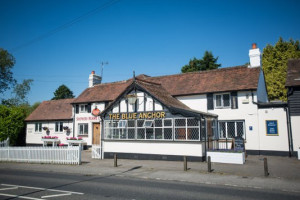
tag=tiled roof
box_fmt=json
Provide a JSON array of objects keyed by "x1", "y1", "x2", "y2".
[
  {"x1": 145, "y1": 66, "x2": 261, "y2": 96},
  {"x1": 25, "y1": 98, "x2": 74, "y2": 121},
  {"x1": 73, "y1": 80, "x2": 131, "y2": 103},
  {"x1": 75, "y1": 65, "x2": 261, "y2": 103},
  {"x1": 286, "y1": 59, "x2": 300, "y2": 87}
]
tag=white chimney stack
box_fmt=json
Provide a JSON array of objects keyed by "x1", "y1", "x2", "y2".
[
  {"x1": 249, "y1": 43, "x2": 261, "y2": 68},
  {"x1": 89, "y1": 71, "x2": 102, "y2": 87}
]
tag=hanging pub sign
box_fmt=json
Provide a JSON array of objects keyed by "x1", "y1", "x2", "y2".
[
  {"x1": 109, "y1": 111, "x2": 166, "y2": 120},
  {"x1": 266, "y1": 120, "x2": 278, "y2": 136},
  {"x1": 92, "y1": 107, "x2": 101, "y2": 116}
]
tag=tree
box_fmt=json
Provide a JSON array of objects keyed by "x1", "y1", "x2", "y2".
[
  {"x1": 52, "y1": 84, "x2": 75, "y2": 100},
  {"x1": 0, "y1": 48, "x2": 16, "y2": 94},
  {"x1": 262, "y1": 37, "x2": 300, "y2": 101},
  {"x1": 181, "y1": 51, "x2": 221, "y2": 73},
  {"x1": 1, "y1": 79, "x2": 33, "y2": 106}
]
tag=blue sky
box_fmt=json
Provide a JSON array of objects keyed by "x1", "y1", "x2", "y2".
[{"x1": 1, "y1": 0, "x2": 300, "y2": 104}]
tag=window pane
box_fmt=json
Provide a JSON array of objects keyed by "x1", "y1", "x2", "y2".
[
  {"x1": 216, "y1": 95, "x2": 222, "y2": 107},
  {"x1": 175, "y1": 128, "x2": 186, "y2": 140},
  {"x1": 223, "y1": 94, "x2": 230, "y2": 107},
  {"x1": 137, "y1": 129, "x2": 145, "y2": 139},
  {"x1": 60, "y1": 122, "x2": 63, "y2": 132},
  {"x1": 35, "y1": 123, "x2": 38, "y2": 131},
  {"x1": 219, "y1": 122, "x2": 226, "y2": 138},
  {"x1": 227, "y1": 122, "x2": 235, "y2": 138},
  {"x1": 164, "y1": 128, "x2": 173, "y2": 139},
  {"x1": 237, "y1": 122, "x2": 244, "y2": 137},
  {"x1": 39, "y1": 123, "x2": 42, "y2": 132},
  {"x1": 155, "y1": 128, "x2": 162, "y2": 139},
  {"x1": 79, "y1": 125, "x2": 83, "y2": 135},
  {"x1": 84, "y1": 124, "x2": 88, "y2": 134},
  {"x1": 146, "y1": 128, "x2": 154, "y2": 139},
  {"x1": 55, "y1": 122, "x2": 58, "y2": 132}
]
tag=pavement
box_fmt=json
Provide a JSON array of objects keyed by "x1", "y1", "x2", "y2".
[{"x1": 0, "y1": 150, "x2": 300, "y2": 194}]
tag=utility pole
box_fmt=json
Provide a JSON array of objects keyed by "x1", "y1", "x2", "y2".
[{"x1": 101, "y1": 61, "x2": 109, "y2": 80}]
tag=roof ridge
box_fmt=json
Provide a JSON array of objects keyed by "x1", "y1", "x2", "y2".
[
  {"x1": 147, "y1": 65, "x2": 248, "y2": 79},
  {"x1": 42, "y1": 98, "x2": 75, "y2": 103},
  {"x1": 92, "y1": 79, "x2": 129, "y2": 87}
]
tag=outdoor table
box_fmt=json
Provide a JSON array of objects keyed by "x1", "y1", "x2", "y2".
[
  {"x1": 41, "y1": 138, "x2": 60, "y2": 147},
  {"x1": 66, "y1": 140, "x2": 86, "y2": 150}
]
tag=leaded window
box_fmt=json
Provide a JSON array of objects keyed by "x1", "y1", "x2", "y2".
[{"x1": 219, "y1": 121, "x2": 245, "y2": 139}]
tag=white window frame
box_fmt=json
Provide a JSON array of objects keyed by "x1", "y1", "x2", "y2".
[
  {"x1": 219, "y1": 120, "x2": 245, "y2": 139},
  {"x1": 143, "y1": 120, "x2": 154, "y2": 128},
  {"x1": 78, "y1": 123, "x2": 88, "y2": 136},
  {"x1": 118, "y1": 120, "x2": 127, "y2": 128},
  {"x1": 215, "y1": 93, "x2": 231, "y2": 108},
  {"x1": 55, "y1": 122, "x2": 63, "y2": 133},
  {"x1": 80, "y1": 104, "x2": 88, "y2": 113},
  {"x1": 35, "y1": 122, "x2": 42, "y2": 133}
]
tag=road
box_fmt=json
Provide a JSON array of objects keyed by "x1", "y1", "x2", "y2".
[{"x1": 0, "y1": 168, "x2": 299, "y2": 200}]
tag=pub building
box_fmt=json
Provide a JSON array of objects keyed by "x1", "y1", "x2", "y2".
[
  {"x1": 25, "y1": 44, "x2": 299, "y2": 160},
  {"x1": 99, "y1": 77, "x2": 217, "y2": 160}
]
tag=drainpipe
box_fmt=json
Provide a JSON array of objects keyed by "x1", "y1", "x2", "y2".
[
  {"x1": 285, "y1": 106, "x2": 293, "y2": 157},
  {"x1": 73, "y1": 105, "x2": 75, "y2": 138}
]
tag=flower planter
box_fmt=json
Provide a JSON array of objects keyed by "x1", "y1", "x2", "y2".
[{"x1": 207, "y1": 151, "x2": 245, "y2": 164}]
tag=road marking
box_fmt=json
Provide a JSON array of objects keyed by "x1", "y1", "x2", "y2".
[
  {"x1": 0, "y1": 186, "x2": 18, "y2": 191},
  {"x1": 41, "y1": 193, "x2": 71, "y2": 199},
  {"x1": 1, "y1": 184, "x2": 84, "y2": 195},
  {"x1": 0, "y1": 192, "x2": 43, "y2": 200}
]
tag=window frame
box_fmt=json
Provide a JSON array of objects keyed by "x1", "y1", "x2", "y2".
[
  {"x1": 55, "y1": 122, "x2": 64, "y2": 133},
  {"x1": 79, "y1": 104, "x2": 88, "y2": 113},
  {"x1": 215, "y1": 93, "x2": 231, "y2": 108},
  {"x1": 218, "y1": 120, "x2": 245, "y2": 139},
  {"x1": 78, "y1": 123, "x2": 88, "y2": 136},
  {"x1": 35, "y1": 122, "x2": 42, "y2": 133}
]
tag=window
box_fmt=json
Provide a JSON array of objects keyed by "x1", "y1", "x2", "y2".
[
  {"x1": 78, "y1": 123, "x2": 88, "y2": 135},
  {"x1": 118, "y1": 120, "x2": 127, "y2": 128},
  {"x1": 80, "y1": 105, "x2": 88, "y2": 113},
  {"x1": 55, "y1": 122, "x2": 63, "y2": 132},
  {"x1": 219, "y1": 121, "x2": 245, "y2": 139},
  {"x1": 215, "y1": 93, "x2": 230, "y2": 108},
  {"x1": 35, "y1": 123, "x2": 42, "y2": 133},
  {"x1": 143, "y1": 120, "x2": 154, "y2": 128}
]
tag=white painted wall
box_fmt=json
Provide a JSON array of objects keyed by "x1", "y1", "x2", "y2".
[
  {"x1": 26, "y1": 121, "x2": 73, "y2": 145},
  {"x1": 258, "y1": 108, "x2": 289, "y2": 152},
  {"x1": 73, "y1": 102, "x2": 104, "y2": 145},
  {"x1": 291, "y1": 116, "x2": 300, "y2": 151},
  {"x1": 103, "y1": 141, "x2": 204, "y2": 157},
  {"x1": 177, "y1": 91, "x2": 260, "y2": 150}
]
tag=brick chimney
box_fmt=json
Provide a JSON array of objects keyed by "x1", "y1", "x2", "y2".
[
  {"x1": 89, "y1": 71, "x2": 102, "y2": 87},
  {"x1": 248, "y1": 43, "x2": 261, "y2": 68}
]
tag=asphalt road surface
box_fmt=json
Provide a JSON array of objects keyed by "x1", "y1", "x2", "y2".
[{"x1": 0, "y1": 168, "x2": 299, "y2": 200}]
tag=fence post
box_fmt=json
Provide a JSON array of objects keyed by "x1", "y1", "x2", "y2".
[
  {"x1": 184, "y1": 156, "x2": 187, "y2": 171},
  {"x1": 78, "y1": 146, "x2": 81, "y2": 165},
  {"x1": 264, "y1": 158, "x2": 269, "y2": 177},
  {"x1": 208, "y1": 156, "x2": 212, "y2": 172},
  {"x1": 114, "y1": 154, "x2": 118, "y2": 167}
]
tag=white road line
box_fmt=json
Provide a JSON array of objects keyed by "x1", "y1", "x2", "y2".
[
  {"x1": 1, "y1": 184, "x2": 84, "y2": 195},
  {"x1": 41, "y1": 193, "x2": 71, "y2": 199},
  {"x1": 0, "y1": 192, "x2": 43, "y2": 200},
  {"x1": 0, "y1": 186, "x2": 18, "y2": 191}
]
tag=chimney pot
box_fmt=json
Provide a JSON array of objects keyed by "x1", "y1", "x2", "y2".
[
  {"x1": 252, "y1": 43, "x2": 257, "y2": 49},
  {"x1": 91, "y1": 71, "x2": 95, "y2": 75}
]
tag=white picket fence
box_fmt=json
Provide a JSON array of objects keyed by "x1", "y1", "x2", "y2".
[
  {"x1": 92, "y1": 145, "x2": 102, "y2": 159},
  {"x1": 0, "y1": 138, "x2": 9, "y2": 147},
  {"x1": 0, "y1": 146, "x2": 81, "y2": 165}
]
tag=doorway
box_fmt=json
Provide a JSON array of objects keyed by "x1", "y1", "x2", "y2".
[{"x1": 93, "y1": 123, "x2": 101, "y2": 145}]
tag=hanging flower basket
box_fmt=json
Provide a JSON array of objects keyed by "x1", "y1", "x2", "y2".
[
  {"x1": 63, "y1": 126, "x2": 69, "y2": 130},
  {"x1": 42, "y1": 127, "x2": 49, "y2": 131}
]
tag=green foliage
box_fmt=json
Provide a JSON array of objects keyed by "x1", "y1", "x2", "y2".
[
  {"x1": 262, "y1": 37, "x2": 300, "y2": 101},
  {"x1": 1, "y1": 79, "x2": 33, "y2": 106},
  {"x1": 0, "y1": 48, "x2": 16, "y2": 94},
  {"x1": 52, "y1": 84, "x2": 75, "y2": 100},
  {"x1": 181, "y1": 51, "x2": 221, "y2": 73},
  {"x1": 0, "y1": 105, "x2": 27, "y2": 145}
]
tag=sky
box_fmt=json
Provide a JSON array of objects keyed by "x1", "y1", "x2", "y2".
[{"x1": 1, "y1": 0, "x2": 300, "y2": 105}]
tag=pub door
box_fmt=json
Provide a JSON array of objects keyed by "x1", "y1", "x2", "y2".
[{"x1": 92, "y1": 123, "x2": 101, "y2": 145}]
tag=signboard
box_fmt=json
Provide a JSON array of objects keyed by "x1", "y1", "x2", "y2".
[
  {"x1": 234, "y1": 136, "x2": 245, "y2": 151},
  {"x1": 109, "y1": 111, "x2": 166, "y2": 120},
  {"x1": 266, "y1": 120, "x2": 278, "y2": 136}
]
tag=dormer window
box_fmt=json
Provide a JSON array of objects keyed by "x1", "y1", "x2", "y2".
[{"x1": 215, "y1": 93, "x2": 230, "y2": 108}]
